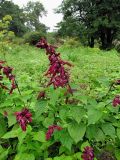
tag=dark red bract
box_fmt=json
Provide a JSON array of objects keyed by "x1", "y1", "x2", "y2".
[
  {"x1": 46, "y1": 125, "x2": 62, "y2": 140},
  {"x1": 0, "y1": 61, "x2": 17, "y2": 94},
  {"x1": 112, "y1": 95, "x2": 120, "y2": 107},
  {"x1": 36, "y1": 38, "x2": 72, "y2": 93},
  {"x1": 15, "y1": 108, "x2": 32, "y2": 131},
  {"x1": 81, "y1": 146, "x2": 94, "y2": 160}
]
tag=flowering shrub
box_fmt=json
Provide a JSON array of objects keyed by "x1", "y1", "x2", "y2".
[{"x1": 0, "y1": 39, "x2": 120, "y2": 160}]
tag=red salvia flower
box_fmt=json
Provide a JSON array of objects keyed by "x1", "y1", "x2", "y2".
[
  {"x1": 81, "y1": 146, "x2": 94, "y2": 160},
  {"x1": 0, "y1": 60, "x2": 17, "y2": 94},
  {"x1": 15, "y1": 108, "x2": 32, "y2": 131},
  {"x1": 46, "y1": 125, "x2": 62, "y2": 140},
  {"x1": 36, "y1": 38, "x2": 72, "y2": 93},
  {"x1": 112, "y1": 95, "x2": 120, "y2": 107}
]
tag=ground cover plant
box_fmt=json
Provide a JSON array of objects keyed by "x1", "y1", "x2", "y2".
[{"x1": 0, "y1": 40, "x2": 120, "y2": 160}]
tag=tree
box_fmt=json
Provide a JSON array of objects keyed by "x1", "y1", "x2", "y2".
[
  {"x1": 0, "y1": 0, "x2": 27, "y2": 36},
  {"x1": 57, "y1": 0, "x2": 120, "y2": 49},
  {"x1": 23, "y1": 1, "x2": 48, "y2": 33}
]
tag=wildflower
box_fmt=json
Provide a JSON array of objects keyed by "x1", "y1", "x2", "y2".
[
  {"x1": 112, "y1": 95, "x2": 120, "y2": 107},
  {"x1": 46, "y1": 125, "x2": 62, "y2": 140},
  {"x1": 81, "y1": 146, "x2": 94, "y2": 160},
  {"x1": 36, "y1": 38, "x2": 72, "y2": 93},
  {"x1": 15, "y1": 108, "x2": 32, "y2": 131}
]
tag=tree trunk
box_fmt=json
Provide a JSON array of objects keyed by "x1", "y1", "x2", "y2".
[{"x1": 89, "y1": 36, "x2": 94, "y2": 48}]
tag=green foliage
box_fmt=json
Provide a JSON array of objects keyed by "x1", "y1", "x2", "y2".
[
  {"x1": 57, "y1": 0, "x2": 120, "y2": 49},
  {"x1": 23, "y1": 31, "x2": 46, "y2": 45},
  {"x1": 0, "y1": 43, "x2": 120, "y2": 159}
]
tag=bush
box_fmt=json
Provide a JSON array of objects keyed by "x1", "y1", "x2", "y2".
[
  {"x1": 23, "y1": 31, "x2": 46, "y2": 45},
  {"x1": 64, "y1": 37, "x2": 81, "y2": 48}
]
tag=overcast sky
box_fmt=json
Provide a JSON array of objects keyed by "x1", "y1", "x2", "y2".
[{"x1": 12, "y1": 0, "x2": 63, "y2": 31}]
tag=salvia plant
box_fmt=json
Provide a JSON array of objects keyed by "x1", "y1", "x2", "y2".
[{"x1": 0, "y1": 38, "x2": 120, "y2": 160}]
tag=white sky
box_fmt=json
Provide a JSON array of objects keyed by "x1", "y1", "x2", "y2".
[{"x1": 12, "y1": 0, "x2": 63, "y2": 31}]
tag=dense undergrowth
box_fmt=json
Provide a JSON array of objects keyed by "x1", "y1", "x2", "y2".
[{"x1": 0, "y1": 42, "x2": 120, "y2": 160}]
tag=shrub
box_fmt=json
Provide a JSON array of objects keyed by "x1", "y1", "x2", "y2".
[{"x1": 23, "y1": 31, "x2": 46, "y2": 45}]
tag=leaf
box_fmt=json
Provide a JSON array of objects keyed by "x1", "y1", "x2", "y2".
[
  {"x1": 81, "y1": 141, "x2": 90, "y2": 151},
  {"x1": 8, "y1": 114, "x2": 16, "y2": 127},
  {"x1": 115, "y1": 149, "x2": 120, "y2": 160},
  {"x1": 33, "y1": 131, "x2": 46, "y2": 142},
  {"x1": 43, "y1": 113, "x2": 54, "y2": 128},
  {"x1": 0, "y1": 114, "x2": 7, "y2": 137},
  {"x1": 70, "y1": 107, "x2": 86, "y2": 124},
  {"x1": 0, "y1": 145, "x2": 9, "y2": 160},
  {"x1": 95, "y1": 128, "x2": 105, "y2": 141},
  {"x1": 117, "y1": 128, "x2": 120, "y2": 140},
  {"x1": 2, "y1": 128, "x2": 21, "y2": 139},
  {"x1": 88, "y1": 109, "x2": 103, "y2": 125},
  {"x1": 54, "y1": 129, "x2": 73, "y2": 151},
  {"x1": 101, "y1": 123, "x2": 115, "y2": 139},
  {"x1": 68, "y1": 122, "x2": 86, "y2": 143},
  {"x1": 14, "y1": 153, "x2": 35, "y2": 160},
  {"x1": 86, "y1": 125, "x2": 105, "y2": 141}
]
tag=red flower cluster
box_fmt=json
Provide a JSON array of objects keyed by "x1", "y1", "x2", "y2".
[
  {"x1": 46, "y1": 125, "x2": 62, "y2": 140},
  {"x1": 112, "y1": 95, "x2": 120, "y2": 107},
  {"x1": 0, "y1": 60, "x2": 17, "y2": 94},
  {"x1": 81, "y1": 146, "x2": 94, "y2": 160},
  {"x1": 15, "y1": 108, "x2": 32, "y2": 131},
  {"x1": 36, "y1": 38, "x2": 72, "y2": 92}
]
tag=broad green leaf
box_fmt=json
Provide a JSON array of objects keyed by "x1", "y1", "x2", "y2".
[
  {"x1": 33, "y1": 131, "x2": 46, "y2": 142},
  {"x1": 70, "y1": 107, "x2": 86, "y2": 124},
  {"x1": 8, "y1": 114, "x2": 16, "y2": 127},
  {"x1": 86, "y1": 125, "x2": 97, "y2": 140},
  {"x1": 115, "y1": 149, "x2": 120, "y2": 160},
  {"x1": 95, "y1": 128, "x2": 105, "y2": 141},
  {"x1": 101, "y1": 123, "x2": 115, "y2": 139},
  {"x1": 68, "y1": 122, "x2": 86, "y2": 143},
  {"x1": 88, "y1": 109, "x2": 103, "y2": 125},
  {"x1": 81, "y1": 141, "x2": 90, "y2": 151},
  {"x1": 54, "y1": 130, "x2": 73, "y2": 151},
  {"x1": 0, "y1": 114, "x2": 7, "y2": 137},
  {"x1": 2, "y1": 128, "x2": 21, "y2": 139},
  {"x1": 117, "y1": 128, "x2": 120, "y2": 140},
  {"x1": 43, "y1": 113, "x2": 54, "y2": 128},
  {"x1": 14, "y1": 153, "x2": 35, "y2": 160}
]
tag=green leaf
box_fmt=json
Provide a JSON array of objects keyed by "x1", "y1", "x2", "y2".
[
  {"x1": 86, "y1": 125, "x2": 97, "y2": 140},
  {"x1": 14, "y1": 153, "x2": 35, "y2": 160},
  {"x1": 2, "y1": 127, "x2": 21, "y2": 139},
  {"x1": 101, "y1": 123, "x2": 115, "y2": 139},
  {"x1": 117, "y1": 128, "x2": 120, "y2": 140},
  {"x1": 8, "y1": 114, "x2": 16, "y2": 127},
  {"x1": 95, "y1": 128, "x2": 105, "y2": 141},
  {"x1": 0, "y1": 145, "x2": 9, "y2": 160},
  {"x1": 33, "y1": 131, "x2": 46, "y2": 142},
  {"x1": 115, "y1": 149, "x2": 120, "y2": 160},
  {"x1": 81, "y1": 141, "x2": 90, "y2": 151},
  {"x1": 70, "y1": 107, "x2": 86, "y2": 124},
  {"x1": 68, "y1": 122, "x2": 86, "y2": 143},
  {"x1": 88, "y1": 109, "x2": 103, "y2": 125},
  {"x1": 43, "y1": 113, "x2": 54, "y2": 128},
  {"x1": 54, "y1": 130, "x2": 73, "y2": 151},
  {"x1": 0, "y1": 114, "x2": 7, "y2": 137}
]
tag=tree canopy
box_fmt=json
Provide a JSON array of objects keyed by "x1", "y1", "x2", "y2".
[{"x1": 57, "y1": 0, "x2": 120, "y2": 49}]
